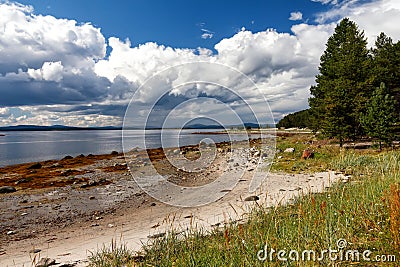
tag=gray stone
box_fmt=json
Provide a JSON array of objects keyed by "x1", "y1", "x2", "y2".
[
  {"x1": 35, "y1": 257, "x2": 56, "y2": 267},
  {"x1": 284, "y1": 148, "x2": 295, "y2": 153}
]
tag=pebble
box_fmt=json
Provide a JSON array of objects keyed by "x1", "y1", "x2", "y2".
[
  {"x1": 6, "y1": 230, "x2": 16, "y2": 235},
  {"x1": 89, "y1": 196, "x2": 95, "y2": 200}
]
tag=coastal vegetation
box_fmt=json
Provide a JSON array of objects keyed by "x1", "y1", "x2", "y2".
[
  {"x1": 282, "y1": 19, "x2": 400, "y2": 148},
  {"x1": 86, "y1": 18, "x2": 400, "y2": 266}
]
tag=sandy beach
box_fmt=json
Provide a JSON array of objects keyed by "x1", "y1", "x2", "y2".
[{"x1": 0, "y1": 138, "x2": 343, "y2": 266}]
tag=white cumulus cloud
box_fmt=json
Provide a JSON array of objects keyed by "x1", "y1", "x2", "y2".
[
  {"x1": 289, "y1": 11, "x2": 303, "y2": 21},
  {"x1": 1, "y1": 0, "x2": 400, "y2": 126},
  {"x1": 28, "y1": 61, "x2": 64, "y2": 82}
]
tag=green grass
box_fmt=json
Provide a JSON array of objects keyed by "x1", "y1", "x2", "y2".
[
  {"x1": 88, "y1": 136, "x2": 400, "y2": 266},
  {"x1": 87, "y1": 239, "x2": 137, "y2": 267},
  {"x1": 270, "y1": 134, "x2": 339, "y2": 173}
]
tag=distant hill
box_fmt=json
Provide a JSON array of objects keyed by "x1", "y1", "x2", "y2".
[
  {"x1": 0, "y1": 125, "x2": 122, "y2": 131},
  {"x1": 182, "y1": 123, "x2": 267, "y2": 129},
  {"x1": 0, "y1": 123, "x2": 272, "y2": 131}
]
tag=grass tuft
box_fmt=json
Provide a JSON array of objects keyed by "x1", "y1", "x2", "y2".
[{"x1": 87, "y1": 239, "x2": 138, "y2": 267}]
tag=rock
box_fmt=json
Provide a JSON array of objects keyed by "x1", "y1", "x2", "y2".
[
  {"x1": 147, "y1": 232, "x2": 166, "y2": 239},
  {"x1": 244, "y1": 195, "x2": 259, "y2": 201},
  {"x1": 29, "y1": 249, "x2": 41, "y2": 254},
  {"x1": 61, "y1": 169, "x2": 74, "y2": 176},
  {"x1": 6, "y1": 230, "x2": 16, "y2": 235},
  {"x1": 247, "y1": 167, "x2": 255, "y2": 172},
  {"x1": 28, "y1": 163, "x2": 42, "y2": 170},
  {"x1": 50, "y1": 163, "x2": 63, "y2": 168},
  {"x1": 57, "y1": 264, "x2": 76, "y2": 267},
  {"x1": 199, "y1": 141, "x2": 208, "y2": 148},
  {"x1": 111, "y1": 151, "x2": 119, "y2": 155},
  {"x1": 0, "y1": 186, "x2": 16, "y2": 194},
  {"x1": 301, "y1": 149, "x2": 314, "y2": 160},
  {"x1": 35, "y1": 257, "x2": 56, "y2": 267},
  {"x1": 63, "y1": 155, "x2": 73, "y2": 160},
  {"x1": 284, "y1": 148, "x2": 295, "y2": 153},
  {"x1": 15, "y1": 178, "x2": 29, "y2": 185},
  {"x1": 253, "y1": 151, "x2": 260, "y2": 157},
  {"x1": 89, "y1": 196, "x2": 95, "y2": 200},
  {"x1": 76, "y1": 154, "x2": 85, "y2": 158}
]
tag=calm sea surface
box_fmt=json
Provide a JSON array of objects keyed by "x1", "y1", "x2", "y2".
[{"x1": 0, "y1": 129, "x2": 248, "y2": 167}]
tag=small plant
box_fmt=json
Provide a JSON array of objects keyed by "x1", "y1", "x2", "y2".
[{"x1": 87, "y1": 239, "x2": 137, "y2": 267}]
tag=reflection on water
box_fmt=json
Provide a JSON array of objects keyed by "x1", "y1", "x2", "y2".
[{"x1": 0, "y1": 129, "x2": 249, "y2": 167}]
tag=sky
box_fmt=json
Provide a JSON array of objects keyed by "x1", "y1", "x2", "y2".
[{"x1": 1, "y1": 0, "x2": 400, "y2": 127}]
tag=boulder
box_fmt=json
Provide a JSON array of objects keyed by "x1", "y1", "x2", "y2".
[
  {"x1": 284, "y1": 148, "x2": 295, "y2": 153},
  {"x1": 35, "y1": 258, "x2": 56, "y2": 267},
  {"x1": 27, "y1": 163, "x2": 42, "y2": 170},
  {"x1": 0, "y1": 186, "x2": 16, "y2": 194},
  {"x1": 301, "y1": 149, "x2": 314, "y2": 160}
]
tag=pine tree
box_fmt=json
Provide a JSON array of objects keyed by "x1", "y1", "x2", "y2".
[
  {"x1": 309, "y1": 18, "x2": 370, "y2": 146},
  {"x1": 360, "y1": 83, "x2": 398, "y2": 150},
  {"x1": 371, "y1": 32, "x2": 400, "y2": 114}
]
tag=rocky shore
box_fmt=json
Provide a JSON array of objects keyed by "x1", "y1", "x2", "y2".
[{"x1": 0, "y1": 138, "x2": 340, "y2": 266}]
